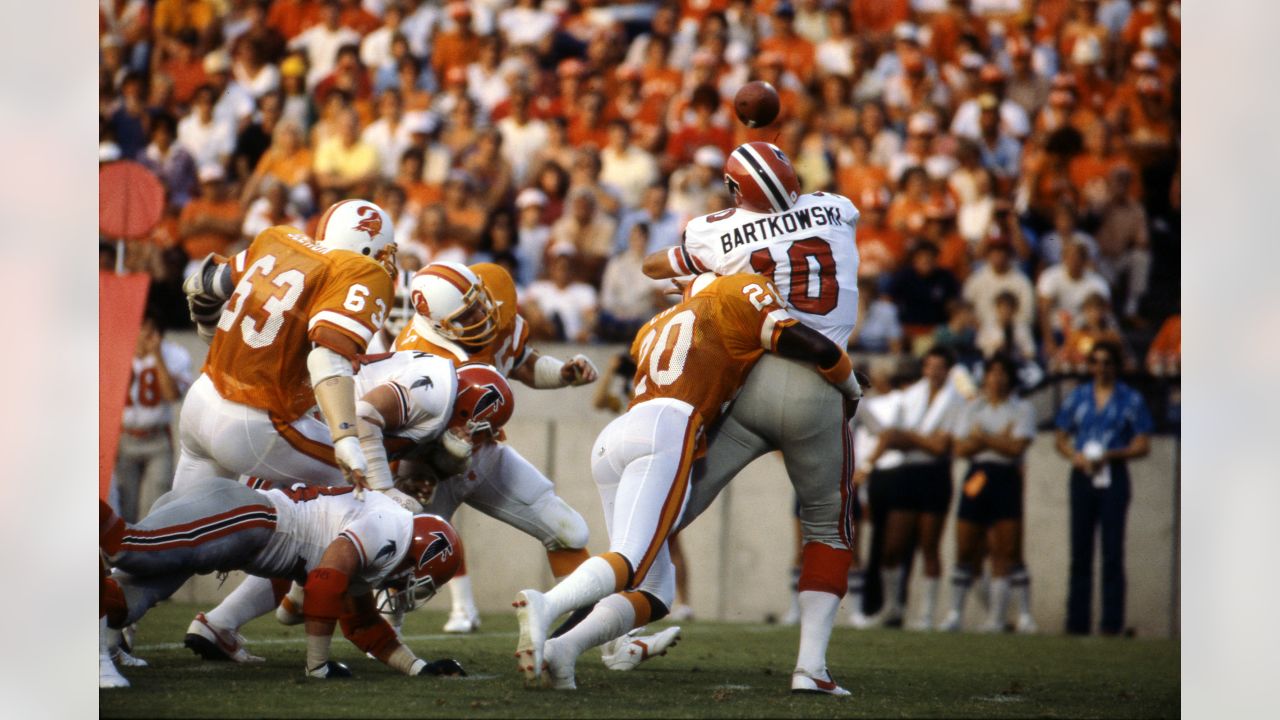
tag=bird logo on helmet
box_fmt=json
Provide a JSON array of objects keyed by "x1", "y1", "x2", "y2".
[
  {"x1": 409, "y1": 262, "x2": 499, "y2": 348},
  {"x1": 723, "y1": 141, "x2": 801, "y2": 214},
  {"x1": 379, "y1": 514, "x2": 461, "y2": 615},
  {"x1": 449, "y1": 363, "x2": 514, "y2": 440},
  {"x1": 316, "y1": 199, "x2": 398, "y2": 276}
]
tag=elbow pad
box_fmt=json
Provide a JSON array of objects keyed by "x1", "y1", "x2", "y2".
[{"x1": 308, "y1": 346, "x2": 354, "y2": 387}]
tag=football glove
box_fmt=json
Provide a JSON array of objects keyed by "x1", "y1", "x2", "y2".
[{"x1": 305, "y1": 660, "x2": 352, "y2": 679}]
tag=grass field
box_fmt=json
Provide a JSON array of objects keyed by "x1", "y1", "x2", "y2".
[{"x1": 101, "y1": 602, "x2": 1178, "y2": 718}]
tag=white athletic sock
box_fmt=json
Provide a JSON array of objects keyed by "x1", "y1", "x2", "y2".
[
  {"x1": 1010, "y1": 567, "x2": 1032, "y2": 616},
  {"x1": 949, "y1": 566, "x2": 973, "y2": 616},
  {"x1": 795, "y1": 590, "x2": 841, "y2": 676},
  {"x1": 553, "y1": 593, "x2": 636, "y2": 661},
  {"x1": 918, "y1": 577, "x2": 940, "y2": 627},
  {"x1": 544, "y1": 556, "x2": 619, "y2": 620},
  {"x1": 987, "y1": 578, "x2": 1011, "y2": 629},
  {"x1": 880, "y1": 566, "x2": 903, "y2": 617},
  {"x1": 206, "y1": 575, "x2": 278, "y2": 631},
  {"x1": 449, "y1": 575, "x2": 476, "y2": 614}
]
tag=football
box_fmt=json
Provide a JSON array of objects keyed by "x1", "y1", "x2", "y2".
[{"x1": 734, "y1": 80, "x2": 781, "y2": 128}]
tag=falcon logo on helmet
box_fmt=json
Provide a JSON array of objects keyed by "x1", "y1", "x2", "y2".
[
  {"x1": 410, "y1": 262, "x2": 499, "y2": 348},
  {"x1": 449, "y1": 363, "x2": 514, "y2": 439},
  {"x1": 316, "y1": 199, "x2": 398, "y2": 276},
  {"x1": 723, "y1": 141, "x2": 801, "y2": 214},
  {"x1": 379, "y1": 514, "x2": 461, "y2": 615}
]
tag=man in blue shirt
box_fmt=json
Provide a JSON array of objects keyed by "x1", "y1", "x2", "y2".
[{"x1": 1054, "y1": 340, "x2": 1153, "y2": 635}]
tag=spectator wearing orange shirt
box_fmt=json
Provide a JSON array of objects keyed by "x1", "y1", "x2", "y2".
[
  {"x1": 664, "y1": 85, "x2": 733, "y2": 172},
  {"x1": 395, "y1": 148, "x2": 442, "y2": 213},
  {"x1": 836, "y1": 133, "x2": 889, "y2": 205},
  {"x1": 1146, "y1": 313, "x2": 1180, "y2": 376},
  {"x1": 851, "y1": 0, "x2": 910, "y2": 44},
  {"x1": 179, "y1": 165, "x2": 244, "y2": 261},
  {"x1": 759, "y1": 4, "x2": 816, "y2": 84},
  {"x1": 153, "y1": 0, "x2": 218, "y2": 46},
  {"x1": 855, "y1": 187, "x2": 906, "y2": 280},
  {"x1": 431, "y1": 3, "x2": 481, "y2": 84},
  {"x1": 1052, "y1": 292, "x2": 1129, "y2": 374},
  {"x1": 243, "y1": 120, "x2": 313, "y2": 206},
  {"x1": 337, "y1": 0, "x2": 379, "y2": 36},
  {"x1": 156, "y1": 31, "x2": 208, "y2": 107},
  {"x1": 267, "y1": 0, "x2": 321, "y2": 42}
]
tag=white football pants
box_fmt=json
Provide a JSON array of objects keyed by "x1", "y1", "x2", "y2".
[
  {"x1": 590, "y1": 398, "x2": 701, "y2": 605},
  {"x1": 174, "y1": 374, "x2": 344, "y2": 490}
]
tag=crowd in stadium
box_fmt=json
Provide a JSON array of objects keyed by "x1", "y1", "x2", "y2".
[{"x1": 99, "y1": 0, "x2": 1180, "y2": 380}]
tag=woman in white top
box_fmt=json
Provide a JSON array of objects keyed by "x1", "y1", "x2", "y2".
[{"x1": 939, "y1": 353, "x2": 1038, "y2": 634}]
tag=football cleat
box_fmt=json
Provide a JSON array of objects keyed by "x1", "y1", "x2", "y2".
[
  {"x1": 937, "y1": 611, "x2": 962, "y2": 633},
  {"x1": 791, "y1": 669, "x2": 852, "y2": 697},
  {"x1": 601, "y1": 626, "x2": 682, "y2": 671},
  {"x1": 669, "y1": 604, "x2": 695, "y2": 622},
  {"x1": 443, "y1": 607, "x2": 481, "y2": 634},
  {"x1": 184, "y1": 613, "x2": 265, "y2": 664},
  {"x1": 1015, "y1": 613, "x2": 1039, "y2": 635},
  {"x1": 542, "y1": 638, "x2": 577, "y2": 690},
  {"x1": 100, "y1": 617, "x2": 129, "y2": 689},
  {"x1": 513, "y1": 589, "x2": 551, "y2": 687},
  {"x1": 306, "y1": 660, "x2": 353, "y2": 679}
]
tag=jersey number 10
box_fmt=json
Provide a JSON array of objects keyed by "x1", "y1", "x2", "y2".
[{"x1": 750, "y1": 238, "x2": 837, "y2": 315}]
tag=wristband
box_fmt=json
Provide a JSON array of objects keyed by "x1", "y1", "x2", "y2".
[
  {"x1": 532, "y1": 355, "x2": 567, "y2": 389},
  {"x1": 386, "y1": 645, "x2": 423, "y2": 675}
]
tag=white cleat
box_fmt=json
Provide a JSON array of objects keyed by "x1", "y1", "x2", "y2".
[
  {"x1": 513, "y1": 589, "x2": 550, "y2": 686},
  {"x1": 443, "y1": 607, "x2": 481, "y2": 634},
  {"x1": 601, "y1": 626, "x2": 682, "y2": 671},
  {"x1": 183, "y1": 613, "x2": 265, "y2": 664},
  {"x1": 543, "y1": 638, "x2": 578, "y2": 690},
  {"x1": 100, "y1": 617, "x2": 129, "y2": 689},
  {"x1": 791, "y1": 668, "x2": 851, "y2": 696},
  {"x1": 1015, "y1": 614, "x2": 1038, "y2": 635},
  {"x1": 937, "y1": 611, "x2": 962, "y2": 633},
  {"x1": 669, "y1": 604, "x2": 695, "y2": 622}
]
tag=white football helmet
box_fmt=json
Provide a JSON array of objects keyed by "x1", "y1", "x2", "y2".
[
  {"x1": 410, "y1": 262, "x2": 498, "y2": 347},
  {"x1": 315, "y1": 199, "x2": 397, "y2": 275}
]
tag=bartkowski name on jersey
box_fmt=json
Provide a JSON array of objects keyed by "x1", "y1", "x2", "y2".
[{"x1": 717, "y1": 204, "x2": 847, "y2": 253}]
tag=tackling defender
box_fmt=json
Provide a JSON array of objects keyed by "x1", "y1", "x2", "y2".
[
  {"x1": 513, "y1": 272, "x2": 861, "y2": 690},
  {"x1": 393, "y1": 262, "x2": 598, "y2": 633},
  {"x1": 641, "y1": 141, "x2": 863, "y2": 695},
  {"x1": 99, "y1": 482, "x2": 464, "y2": 688}
]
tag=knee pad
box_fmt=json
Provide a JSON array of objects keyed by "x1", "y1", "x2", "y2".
[{"x1": 534, "y1": 494, "x2": 589, "y2": 551}]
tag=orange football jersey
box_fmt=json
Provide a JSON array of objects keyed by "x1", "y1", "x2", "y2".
[
  {"x1": 204, "y1": 226, "x2": 395, "y2": 422},
  {"x1": 629, "y1": 273, "x2": 796, "y2": 427},
  {"x1": 393, "y1": 263, "x2": 531, "y2": 376}
]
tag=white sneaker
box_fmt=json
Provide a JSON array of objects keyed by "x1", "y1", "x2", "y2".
[
  {"x1": 542, "y1": 638, "x2": 577, "y2": 690},
  {"x1": 790, "y1": 668, "x2": 851, "y2": 696},
  {"x1": 513, "y1": 589, "x2": 550, "y2": 686},
  {"x1": 183, "y1": 613, "x2": 265, "y2": 664},
  {"x1": 443, "y1": 607, "x2": 480, "y2": 634},
  {"x1": 847, "y1": 611, "x2": 873, "y2": 629},
  {"x1": 669, "y1": 603, "x2": 695, "y2": 622},
  {"x1": 937, "y1": 611, "x2": 962, "y2": 633},
  {"x1": 1015, "y1": 613, "x2": 1038, "y2": 634},
  {"x1": 100, "y1": 617, "x2": 129, "y2": 689},
  {"x1": 601, "y1": 626, "x2": 682, "y2": 671}
]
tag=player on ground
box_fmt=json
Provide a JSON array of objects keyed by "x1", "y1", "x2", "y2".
[
  {"x1": 640, "y1": 141, "x2": 863, "y2": 695},
  {"x1": 393, "y1": 261, "x2": 598, "y2": 633},
  {"x1": 182, "y1": 356, "x2": 507, "y2": 661},
  {"x1": 513, "y1": 272, "x2": 862, "y2": 690},
  {"x1": 99, "y1": 482, "x2": 465, "y2": 688}
]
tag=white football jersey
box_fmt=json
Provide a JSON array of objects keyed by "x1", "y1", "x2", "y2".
[
  {"x1": 122, "y1": 341, "x2": 193, "y2": 431},
  {"x1": 248, "y1": 486, "x2": 412, "y2": 592},
  {"x1": 681, "y1": 192, "x2": 861, "y2": 347},
  {"x1": 354, "y1": 351, "x2": 458, "y2": 444}
]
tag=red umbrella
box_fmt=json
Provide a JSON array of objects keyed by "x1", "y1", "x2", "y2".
[{"x1": 99, "y1": 160, "x2": 165, "y2": 239}]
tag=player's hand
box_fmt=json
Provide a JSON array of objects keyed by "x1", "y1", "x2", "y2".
[
  {"x1": 378, "y1": 487, "x2": 424, "y2": 513},
  {"x1": 560, "y1": 354, "x2": 599, "y2": 386},
  {"x1": 334, "y1": 436, "x2": 370, "y2": 498},
  {"x1": 306, "y1": 660, "x2": 352, "y2": 679},
  {"x1": 414, "y1": 658, "x2": 467, "y2": 677}
]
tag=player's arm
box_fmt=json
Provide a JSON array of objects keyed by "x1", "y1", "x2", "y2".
[
  {"x1": 339, "y1": 592, "x2": 466, "y2": 677},
  {"x1": 643, "y1": 229, "x2": 712, "y2": 280},
  {"x1": 509, "y1": 347, "x2": 599, "y2": 389},
  {"x1": 352, "y1": 383, "x2": 424, "y2": 512},
  {"x1": 301, "y1": 536, "x2": 362, "y2": 678},
  {"x1": 774, "y1": 322, "x2": 863, "y2": 412}
]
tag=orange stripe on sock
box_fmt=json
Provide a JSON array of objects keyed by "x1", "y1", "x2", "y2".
[
  {"x1": 621, "y1": 591, "x2": 654, "y2": 627},
  {"x1": 602, "y1": 552, "x2": 632, "y2": 592},
  {"x1": 547, "y1": 548, "x2": 590, "y2": 578}
]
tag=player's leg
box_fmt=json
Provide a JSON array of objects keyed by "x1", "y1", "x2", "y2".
[
  {"x1": 173, "y1": 375, "x2": 239, "y2": 489},
  {"x1": 983, "y1": 518, "x2": 1019, "y2": 633},
  {"x1": 418, "y1": 469, "x2": 481, "y2": 632},
  {"x1": 113, "y1": 438, "x2": 144, "y2": 523},
  {"x1": 1098, "y1": 465, "x2": 1131, "y2": 635},
  {"x1": 912, "y1": 462, "x2": 953, "y2": 630},
  {"x1": 1066, "y1": 471, "x2": 1098, "y2": 634},
  {"x1": 845, "y1": 495, "x2": 868, "y2": 627},
  {"x1": 460, "y1": 443, "x2": 591, "y2": 633},
  {"x1": 1008, "y1": 466, "x2": 1036, "y2": 633},
  {"x1": 667, "y1": 532, "x2": 693, "y2": 621},
  {"x1": 247, "y1": 410, "x2": 346, "y2": 486},
  {"x1": 879, "y1": 504, "x2": 916, "y2": 626}
]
